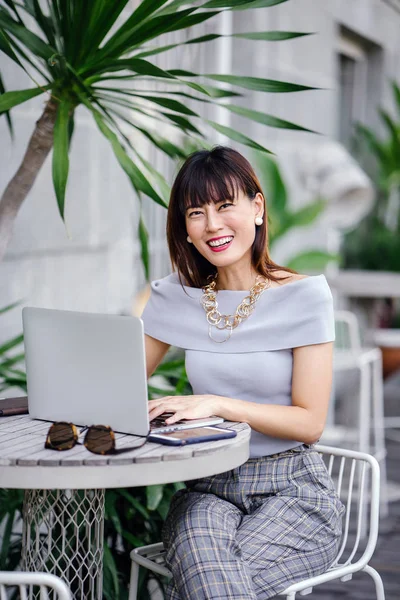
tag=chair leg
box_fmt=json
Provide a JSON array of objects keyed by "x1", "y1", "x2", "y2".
[
  {"x1": 359, "y1": 362, "x2": 371, "y2": 455},
  {"x1": 359, "y1": 361, "x2": 371, "y2": 538},
  {"x1": 128, "y1": 561, "x2": 140, "y2": 600},
  {"x1": 363, "y1": 565, "x2": 385, "y2": 600},
  {"x1": 372, "y1": 353, "x2": 389, "y2": 518}
]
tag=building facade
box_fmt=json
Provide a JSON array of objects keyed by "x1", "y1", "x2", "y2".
[{"x1": 1, "y1": 0, "x2": 400, "y2": 341}]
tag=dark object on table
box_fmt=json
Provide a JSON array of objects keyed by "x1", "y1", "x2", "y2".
[{"x1": 0, "y1": 396, "x2": 28, "y2": 416}]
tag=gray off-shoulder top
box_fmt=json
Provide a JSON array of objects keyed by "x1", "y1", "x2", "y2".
[{"x1": 141, "y1": 272, "x2": 335, "y2": 458}]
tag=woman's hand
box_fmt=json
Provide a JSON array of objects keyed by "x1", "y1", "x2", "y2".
[{"x1": 148, "y1": 394, "x2": 222, "y2": 425}]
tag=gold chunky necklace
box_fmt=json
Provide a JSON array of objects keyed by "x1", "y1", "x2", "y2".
[{"x1": 201, "y1": 274, "x2": 271, "y2": 343}]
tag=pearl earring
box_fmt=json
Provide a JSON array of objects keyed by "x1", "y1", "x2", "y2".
[
  {"x1": 187, "y1": 236, "x2": 193, "y2": 243},
  {"x1": 255, "y1": 217, "x2": 263, "y2": 226}
]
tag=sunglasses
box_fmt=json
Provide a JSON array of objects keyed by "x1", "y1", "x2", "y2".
[{"x1": 45, "y1": 422, "x2": 147, "y2": 455}]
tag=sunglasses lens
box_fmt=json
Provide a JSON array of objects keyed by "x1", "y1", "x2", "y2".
[
  {"x1": 84, "y1": 426, "x2": 114, "y2": 455},
  {"x1": 47, "y1": 422, "x2": 76, "y2": 450}
]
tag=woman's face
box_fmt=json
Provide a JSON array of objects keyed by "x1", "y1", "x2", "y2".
[{"x1": 185, "y1": 189, "x2": 264, "y2": 271}]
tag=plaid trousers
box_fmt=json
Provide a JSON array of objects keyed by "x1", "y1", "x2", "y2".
[{"x1": 162, "y1": 445, "x2": 345, "y2": 600}]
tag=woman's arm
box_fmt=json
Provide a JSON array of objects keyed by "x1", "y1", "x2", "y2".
[
  {"x1": 148, "y1": 341, "x2": 333, "y2": 445},
  {"x1": 145, "y1": 334, "x2": 170, "y2": 379}
]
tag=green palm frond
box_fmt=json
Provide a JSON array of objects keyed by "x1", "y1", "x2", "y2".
[
  {"x1": 0, "y1": 302, "x2": 26, "y2": 393},
  {"x1": 0, "y1": 0, "x2": 317, "y2": 274},
  {"x1": 355, "y1": 81, "x2": 400, "y2": 188}
]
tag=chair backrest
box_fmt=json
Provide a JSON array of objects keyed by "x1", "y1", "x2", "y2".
[
  {"x1": 314, "y1": 444, "x2": 380, "y2": 571},
  {"x1": 334, "y1": 310, "x2": 363, "y2": 352},
  {"x1": 0, "y1": 571, "x2": 72, "y2": 600}
]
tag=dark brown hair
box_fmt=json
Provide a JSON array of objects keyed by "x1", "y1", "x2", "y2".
[{"x1": 166, "y1": 146, "x2": 296, "y2": 288}]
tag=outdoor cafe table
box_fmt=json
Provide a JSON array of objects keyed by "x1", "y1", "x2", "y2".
[{"x1": 0, "y1": 415, "x2": 250, "y2": 599}]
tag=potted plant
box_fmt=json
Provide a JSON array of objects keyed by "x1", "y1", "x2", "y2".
[{"x1": 342, "y1": 81, "x2": 400, "y2": 377}]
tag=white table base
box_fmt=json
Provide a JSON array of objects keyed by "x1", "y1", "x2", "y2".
[{"x1": 22, "y1": 489, "x2": 105, "y2": 600}]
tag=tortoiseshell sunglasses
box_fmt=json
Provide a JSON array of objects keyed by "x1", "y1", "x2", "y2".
[{"x1": 45, "y1": 422, "x2": 146, "y2": 455}]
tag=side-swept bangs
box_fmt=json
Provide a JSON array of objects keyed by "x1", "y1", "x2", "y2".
[{"x1": 177, "y1": 153, "x2": 258, "y2": 215}]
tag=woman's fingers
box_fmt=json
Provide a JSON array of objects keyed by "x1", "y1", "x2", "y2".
[
  {"x1": 148, "y1": 395, "x2": 214, "y2": 424},
  {"x1": 149, "y1": 405, "x2": 175, "y2": 421},
  {"x1": 165, "y1": 412, "x2": 185, "y2": 425},
  {"x1": 148, "y1": 398, "x2": 187, "y2": 422},
  {"x1": 148, "y1": 397, "x2": 174, "y2": 419},
  {"x1": 148, "y1": 396, "x2": 173, "y2": 409}
]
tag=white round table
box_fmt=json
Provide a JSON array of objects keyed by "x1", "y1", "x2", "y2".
[{"x1": 0, "y1": 415, "x2": 250, "y2": 599}]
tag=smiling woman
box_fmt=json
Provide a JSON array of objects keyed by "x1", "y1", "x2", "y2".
[
  {"x1": 166, "y1": 146, "x2": 295, "y2": 291},
  {"x1": 141, "y1": 146, "x2": 344, "y2": 600}
]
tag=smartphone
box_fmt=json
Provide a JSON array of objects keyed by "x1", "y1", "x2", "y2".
[{"x1": 148, "y1": 426, "x2": 237, "y2": 446}]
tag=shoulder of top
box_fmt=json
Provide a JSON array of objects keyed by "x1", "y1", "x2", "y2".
[
  {"x1": 151, "y1": 272, "x2": 180, "y2": 287},
  {"x1": 270, "y1": 273, "x2": 331, "y2": 300},
  {"x1": 296, "y1": 273, "x2": 332, "y2": 298},
  {"x1": 149, "y1": 272, "x2": 330, "y2": 295}
]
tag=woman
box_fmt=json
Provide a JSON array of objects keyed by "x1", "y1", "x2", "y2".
[{"x1": 141, "y1": 146, "x2": 344, "y2": 600}]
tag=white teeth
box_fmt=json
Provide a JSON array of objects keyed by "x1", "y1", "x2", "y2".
[{"x1": 208, "y1": 236, "x2": 233, "y2": 247}]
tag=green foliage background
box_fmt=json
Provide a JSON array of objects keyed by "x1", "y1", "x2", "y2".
[{"x1": 343, "y1": 81, "x2": 400, "y2": 274}]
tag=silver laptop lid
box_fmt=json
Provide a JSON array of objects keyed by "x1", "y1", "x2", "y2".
[{"x1": 22, "y1": 307, "x2": 150, "y2": 436}]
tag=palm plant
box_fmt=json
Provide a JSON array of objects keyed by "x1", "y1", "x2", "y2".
[
  {"x1": 0, "y1": 0, "x2": 317, "y2": 272},
  {"x1": 0, "y1": 488, "x2": 24, "y2": 573},
  {"x1": 104, "y1": 480, "x2": 185, "y2": 599},
  {"x1": 0, "y1": 302, "x2": 26, "y2": 393}
]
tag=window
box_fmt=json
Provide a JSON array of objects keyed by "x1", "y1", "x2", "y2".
[
  {"x1": 336, "y1": 29, "x2": 382, "y2": 148},
  {"x1": 338, "y1": 52, "x2": 365, "y2": 146}
]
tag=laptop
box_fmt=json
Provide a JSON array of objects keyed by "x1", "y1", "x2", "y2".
[{"x1": 22, "y1": 307, "x2": 223, "y2": 437}]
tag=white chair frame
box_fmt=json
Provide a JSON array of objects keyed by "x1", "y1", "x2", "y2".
[
  {"x1": 326, "y1": 310, "x2": 388, "y2": 519},
  {"x1": 128, "y1": 445, "x2": 385, "y2": 600},
  {"x1": 0, "y1": 571, "x2": 72, "y2": 600}
]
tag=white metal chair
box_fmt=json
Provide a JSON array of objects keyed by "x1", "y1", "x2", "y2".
[
  {"x1": 322, "y1": 310, "x2": 388, "y2": 518},
  {"x1": 128, "y1": 445, "x2": 385, "y2": 600},
  {"x1": 0, "y1": 571, "x2": 72, "y2": 599}
]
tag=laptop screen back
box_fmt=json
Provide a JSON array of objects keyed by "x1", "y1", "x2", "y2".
[{"x1": 22, "y1": 307, "x2": 149, "y2": 436}]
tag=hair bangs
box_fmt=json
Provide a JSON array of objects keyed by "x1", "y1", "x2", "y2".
[{"x1": 179, "y1": 162, "x2": 243, "y2": 214}]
